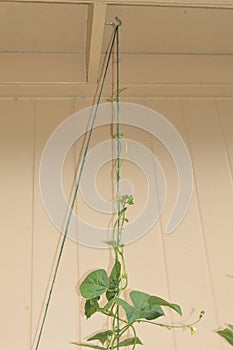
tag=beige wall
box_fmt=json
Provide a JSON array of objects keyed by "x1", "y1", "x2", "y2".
[
  {"x1": 1, "y1": 3, "x2": 233, "y2": 349},
  {"x1": 0, "y1": 95, "x2": 233, "y2": 350}
]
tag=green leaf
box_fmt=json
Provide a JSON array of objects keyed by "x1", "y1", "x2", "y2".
[
  {"x1": 72, "y1": 343, "x2": 106, "y2": 350},
  {"x1": 87, "y1": 330, "x2": 113, "y2": 345},
  {"x1": 118, "y1": 194, "x2": 134, "y2": 207},
  {"x1": 217, "y1": 328, "x2": 233, "y2": 346},
  {"x1": 114, "y1": 337, "x2": 143, "y2": 347},
  {"x1": 106, "y1": 261, "x2": 121, "y2": 301},
  {"x1": 116, "y1": 298, "x2": 141, "y2": 323},
  {"x1": 80, "y1": 269, "x2": 109, "y2": 299},
  {"x1": 117, "y1": 292, "x2": 164, "y2": 323},
  {"x1": 85, "y1": 297, "x2": 100, "y2": 319},
  {"x1": 148, "y1": 295, "x2": 182, "y2": 316},
  {"x1": 130, "y1": 291, "x2": 164, "y2": 320},
  {"x1": 228, "y1": 324, "x2": 233, "y2": 331},
  {"x1": 126, "y1": 195, "x2": 134, "y2": 205}
]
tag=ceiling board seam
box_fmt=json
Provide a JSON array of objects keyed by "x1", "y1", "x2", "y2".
[
  {"x1": 1, "y1": 52, "x2": 233, "y2": 56},
  {"x1": 101, "y1": 52, "x2": 233, "y2": 56},
  {"x1": 2, "y1": 82, "x2": 233, "y2": 85},
  {"x1": 0, "y1": 51, "x2": 86, "y2": 54}
]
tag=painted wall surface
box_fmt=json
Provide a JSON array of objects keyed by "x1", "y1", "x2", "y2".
[{"x1": 0, "y1": 96, "x2": 232, "y2": 350}]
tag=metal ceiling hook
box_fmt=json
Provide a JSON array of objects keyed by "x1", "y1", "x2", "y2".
[
  {"x1": 115, "y1": 17, "x2": 122, "y2": 26},
  {"x1": 105, "y1": 17, "x2": 122, "y2": 27}
]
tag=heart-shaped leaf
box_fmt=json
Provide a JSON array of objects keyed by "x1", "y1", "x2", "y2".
[
  {"x1": 80, "y1": 269, "x2": 109, "y2": 299},
  {"x1": 130, "y1": 291, "x2": 164, "y2": 320}
]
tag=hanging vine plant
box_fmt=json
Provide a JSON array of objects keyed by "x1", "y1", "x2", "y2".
[
  {"x1": 74, "y1": 193, "x2": 204, "y2": 350},
  {"x1": 35, "y1": 17, "x2": 204, "y2": 350},
  {"x1": 73, "y1": 18, "x2": 204, "y2": 350}
]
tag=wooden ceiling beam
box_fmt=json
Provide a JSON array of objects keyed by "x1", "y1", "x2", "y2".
[
  {"x1": 2, "y1": 0, "x2": 233, "y2": 9},
  {"x1": 86, "y1": 3, "x2": 107, "y2": 83}
]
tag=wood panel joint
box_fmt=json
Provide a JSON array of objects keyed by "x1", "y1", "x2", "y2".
[{"x1": 86, "y1": 2, "x2": 107, "y2": 83}]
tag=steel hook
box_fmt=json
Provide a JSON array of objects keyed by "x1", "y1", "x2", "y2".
[
  {"x1": 114, "y1": 16, "x2": 122, "y2": 26},
  {"x1": 105, "y1": 17, "x2": 122, "y2": 27}
]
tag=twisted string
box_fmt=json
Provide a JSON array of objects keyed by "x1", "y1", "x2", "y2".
[
  {"x1": 34, "y1": 25, "x2": 119, "y2": 350},
  {"x1": 116, "y1": 25, "x2": 121, "y2": 350}
]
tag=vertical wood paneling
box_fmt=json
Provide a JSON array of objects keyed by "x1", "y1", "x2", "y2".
[
  {"x1": 215, "y1": 98, "x2": 233, "y2": 326},
  {"x1": 143, "y1": 98, "x2": 219, "y2": 350},
  {"x1": 0, "y1": 96, "x2": 232, "y2": 350},
  {"x1": 181, "y1": 98, "x2": 233, "y2": 349},
  {"x1": 216, "y1": 99, "x2": 233, "y2": 186},
  {"x1": 31, "y1": 98, "x2": 80, "y2": 350},
  {"x1": 0, "y1": 99, "x2": 34, "y2": 349}
]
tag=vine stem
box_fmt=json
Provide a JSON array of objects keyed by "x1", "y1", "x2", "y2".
[{"x1": 136, "y1": 311, "x2": 205, "y2": 330}]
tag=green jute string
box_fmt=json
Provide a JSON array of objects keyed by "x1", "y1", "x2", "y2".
[
  {"x1": 115, "y1": 25, "x2": 121, "y2": 350},
  {"x1": 34, "y1": 25, "x2": 119, "y2": 350}
]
